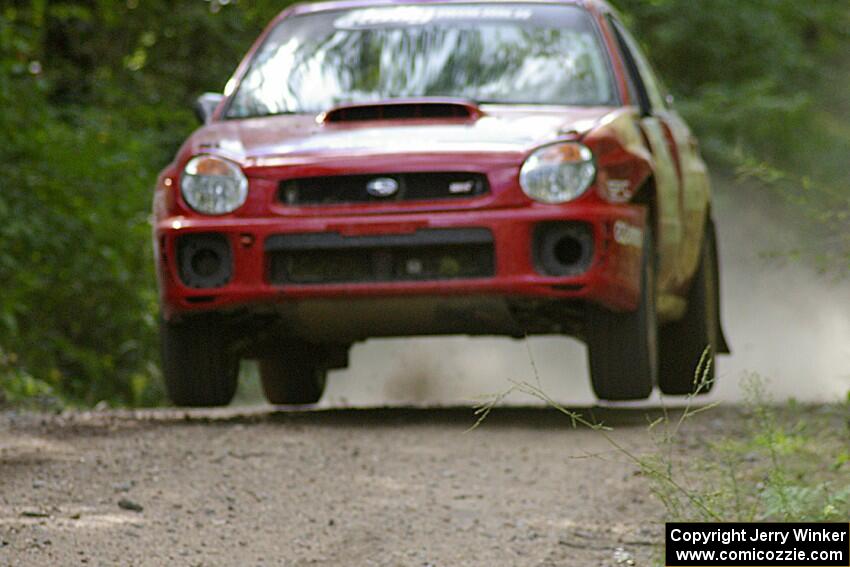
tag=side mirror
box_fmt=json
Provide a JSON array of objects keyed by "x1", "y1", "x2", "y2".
[{"x1": 194, "y1": 93, "x2": 225, "y2": 124}]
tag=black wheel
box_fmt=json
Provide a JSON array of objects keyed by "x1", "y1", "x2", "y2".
[
  {"x1": 586, "y1": 224, "x2": 657, "y2": 400},
  {"x1": 658, "y1": 219, "x2": 719, "y2": 396},
  {"x1": 160, "y1": 315, "x2": 239, "y2": 407},
  {"x1": 259, "y1": 342, "x2": 327, "y2": 405}
]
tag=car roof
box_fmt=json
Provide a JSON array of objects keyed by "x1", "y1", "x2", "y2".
[{"x1": 286, "y1": 0, "x2": 615, "y2": 18}]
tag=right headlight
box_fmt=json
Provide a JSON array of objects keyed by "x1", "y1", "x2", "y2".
[
  {"x1": 519, "y1": 142, "x2": 596, "y2": 204},
  {"x1": 180, "y1": 155, "x2": 248, "y2": 215}
]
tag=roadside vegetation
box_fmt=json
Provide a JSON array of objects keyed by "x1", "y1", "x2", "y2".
[
  {"x1": 618, "y1": 0, "x2": 850, "y2": 273},
  {"x1": 1, "y1": 1, "x2": 849, "y2": 406},
  {"x1": 631, "y1": 375, "x2": 850, "y2": 524},
  {"x1": 475, "y1": 355, "x2": 850, "y2": 558},
  {"x1": 637, "y1": 386, "x2": 850, "y2": 562}
]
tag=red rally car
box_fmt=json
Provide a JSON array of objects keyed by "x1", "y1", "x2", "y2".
[{"x1": 153, "y1": 0, "x2": 729, "y2": 407}]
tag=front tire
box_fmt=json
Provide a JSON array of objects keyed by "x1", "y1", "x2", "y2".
[
  {"x1": 658, "y1": 219, "x2": 720, "y2": 396},
  {"x1": 160, "y1": 315, "x2": 239, "y2": 407},
  {"x1": 586, "y1": 225, "x2": 658, "y2": 400},
  {"x1": 259, "y1": 342, "x2": 327, "y2": 405}
]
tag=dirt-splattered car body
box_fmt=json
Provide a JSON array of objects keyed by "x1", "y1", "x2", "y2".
[{"x1": 153, "y1": 0, "x2": 727, "y2": 406}]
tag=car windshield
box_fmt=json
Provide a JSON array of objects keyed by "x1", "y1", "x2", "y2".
[{"x1": 225, "y1": 3, "x2": 616, "y2": 118}]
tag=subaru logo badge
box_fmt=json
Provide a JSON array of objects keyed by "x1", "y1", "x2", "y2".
[{"x1": 366, "y1": 177, "x2": 399, "y2": 197}]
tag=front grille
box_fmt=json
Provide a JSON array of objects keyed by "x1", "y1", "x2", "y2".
[
  {"x1": 278, "y1": 172, "x2": 489, "y2": 206},
  {"x1": 266, "y1": 228, "x2": 494, "y2": 284}
]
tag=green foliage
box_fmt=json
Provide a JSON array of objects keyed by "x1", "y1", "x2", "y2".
[
  {"x1": 0, "y1": 346, "x2": 55, "y2": 403},
  {"x1": 613, "y1": 0, "x2": 850, "y2": 162},
  {"x1": 477, "y1": 359, "x2": 850, "y2": 525},
  {"x1": 0, "y1": 100, "x2": 162, "y2": 405},
  {"x1": 613, "y1": 0, "x2": 850, "y2": 269},
  {"x1": 0, "y1": 1, "x2": 287, "y2": 405},
  {"x1": 693, "y1": 377, "x2": 850, "y2": 522},
  {"x1": 632, "y1": 374, "x2": 850, "y2": 523}
]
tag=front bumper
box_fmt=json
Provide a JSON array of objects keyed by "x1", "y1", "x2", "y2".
[{"x1": 155, "y1": 202, "x2": 646, "y2": 322}]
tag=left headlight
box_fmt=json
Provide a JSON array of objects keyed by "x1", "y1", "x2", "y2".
[
  {"x1": 519, "y1": 142, "x2": 595, "y2": 204},
  {"x1": 180, "y1": 155, "x2": 248, "y2": 215}
]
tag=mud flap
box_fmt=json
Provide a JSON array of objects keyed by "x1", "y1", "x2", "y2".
[{"x1": 710, "y1": 218, "x2": 731, "y2": 354}]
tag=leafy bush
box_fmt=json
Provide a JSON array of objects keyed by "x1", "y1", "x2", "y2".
[
  {"x1": 475, "y1": 359, "x2": 850, "y2": 529},
  {"x1": 613, "y1": 0, "x2": 850, "y2": 268},
  {"x1": 0, "y1": 1, "x2": 284, "y2": 405},
  {"x1": 614, "y1": 0, "x2": 850, "y2": 163},
  {"x1": 0, "y1": 86, "x2": 164, "y2": 405}
]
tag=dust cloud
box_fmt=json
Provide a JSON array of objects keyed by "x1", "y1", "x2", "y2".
[
  {"x1": 711, "y1": 183, "x2": 850, "y2": 402},
  {"x1": 322, "y1": 181, "x2": 850, "y2": 407}
]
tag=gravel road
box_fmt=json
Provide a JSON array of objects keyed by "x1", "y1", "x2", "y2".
[{"x1": 0, "y1": 405, "x2": 732, "y2": 566}]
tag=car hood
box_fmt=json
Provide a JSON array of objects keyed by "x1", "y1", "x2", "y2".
[{"x1": 183, "y1": 105, "x2": 617, "y2": 168}]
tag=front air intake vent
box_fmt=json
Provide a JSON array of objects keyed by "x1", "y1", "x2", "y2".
[
  {"x1": 320, "y1": 100, "x2": 481, "y2": 123},
  {"x1": 279, "y1": 172, "x2": 489, "y2": 206},
  {"x1": 265, "y1": 228, "x2": 495, "y2": 284}
]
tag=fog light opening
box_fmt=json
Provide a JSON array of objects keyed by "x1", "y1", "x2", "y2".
[
  {"x1": 191, "y1": 248, "x2": 222, "y2": 278},
  {"x1": 177, "y1": 233, "x2": 232, "y2": 289},
  {"x1": 553, "y1": 235, "x2": 584, "y2": 267},
  {"x1": 534, "y1": 222, "x2": 594, "y2": 277}
]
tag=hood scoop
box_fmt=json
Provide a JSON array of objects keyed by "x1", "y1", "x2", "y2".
[{"x1": 319, "y1": 99, "x2": 483, "y2": 124}]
